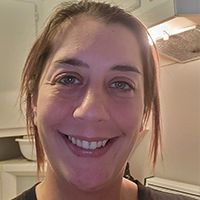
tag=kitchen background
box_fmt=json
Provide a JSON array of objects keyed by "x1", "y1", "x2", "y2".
[{"x1": 0, "y1": 0, "x2": 199, "y2": 199}]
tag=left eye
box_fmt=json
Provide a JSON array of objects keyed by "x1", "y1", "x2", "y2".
[
  {"x1": 56, "y1": 75, "x2": 81, "y2": 86},
  {"x1": 110, "y1": 81, "x2": 134, "y2": 91}
]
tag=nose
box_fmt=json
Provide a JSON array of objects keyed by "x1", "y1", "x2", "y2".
[{"x1": 73, "y1": 89, "x2": 110, "y2": 122}]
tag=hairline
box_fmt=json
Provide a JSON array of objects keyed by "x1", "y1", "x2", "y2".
[{"x1": 39, "y1": 13, "x2": 146, "y2": 84}]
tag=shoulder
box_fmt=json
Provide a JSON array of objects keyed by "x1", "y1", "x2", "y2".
[
  {"x1": 12, "y1": 183, "x2": 38, "y2": 200},
  {"x1": 122, "y1": 178, "x2": 138, "y2": 200},
  {"x1": 135, "y1": 180, "x2": 195, "y2": 200}
]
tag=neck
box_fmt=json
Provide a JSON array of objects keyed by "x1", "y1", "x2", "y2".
[{"x1": 36, "y1": 164, "x2": 133, "y2": 200}]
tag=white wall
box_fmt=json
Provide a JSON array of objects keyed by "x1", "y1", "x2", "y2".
[
  {"x1": 0, "y1": 0, "x2": 36, "y2": 130},
  {"x1": 0, "y1": 0, "x2": 36, "y2": 92},
  {"x1": 155, "y1": 60, "x2": 200, "y2": 185},
  {"x1": 39, "y1": 0, "x2": 74, "y2": 27},
  {"x1": 130, "y1": 59, "x2": 200, "y2": 185}
]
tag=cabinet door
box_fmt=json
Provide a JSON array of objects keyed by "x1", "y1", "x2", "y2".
[
  {"x1": 0, "y1": 0, "x2": 36, "y2": 131},
  {"x1": 159, "y1": 61, "x2": 200, "y2": 185}
]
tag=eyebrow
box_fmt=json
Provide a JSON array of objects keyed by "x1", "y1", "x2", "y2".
[
  {"x1": 55, "y1": 58, "x2": 89, "y2": 68},
  {"x1": 111, "y1": 65, "x2": 142, "y2": 74},
  {"x1": 55, "y1": 58, "x2": 142, "y2": 74}
]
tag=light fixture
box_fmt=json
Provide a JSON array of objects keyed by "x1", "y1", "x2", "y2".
[{"x1": 148, "y1": 17, "x2": 197, "y2": 43}]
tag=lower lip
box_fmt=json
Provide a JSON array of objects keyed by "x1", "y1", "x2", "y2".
[{"x1": 60, "y1": 134, "x2": 117, "y2": 158}]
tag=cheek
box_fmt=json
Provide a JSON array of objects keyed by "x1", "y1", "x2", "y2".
[
  {"x1": 36, "y1": 89, "x2": 74, "y2": 131},
  {"x1": 111, "y1": 99, "x2": 144, "y2": 135}
]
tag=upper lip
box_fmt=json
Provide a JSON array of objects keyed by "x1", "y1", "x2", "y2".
[{"x1": 58, "y1": 130, "x2": 118, "y2": 142}]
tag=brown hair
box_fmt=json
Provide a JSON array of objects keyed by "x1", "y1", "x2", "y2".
[{"x1": 20, "y1": 0, "x2": 161, "y2": 176}]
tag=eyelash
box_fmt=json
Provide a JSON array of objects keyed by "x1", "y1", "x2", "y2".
[
  {"x1": 110, "y1": 81, "x2": 135, "y2": 91},
  {"x1": 53, "y1": 73, "x2": 135, "y2": 92},
  {"x1": 55, "y1": 74, "x2": 82, "y2": 86}
]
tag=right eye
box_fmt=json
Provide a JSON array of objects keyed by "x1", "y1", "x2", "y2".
[{"x1": 55, "y1": 74, "x2": 82, "y2": 86}]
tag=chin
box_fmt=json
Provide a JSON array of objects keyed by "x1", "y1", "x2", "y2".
[{"x1": 67, "y1": 171, "x2": 113, "y2": 192}]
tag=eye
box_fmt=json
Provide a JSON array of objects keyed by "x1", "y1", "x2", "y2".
[
  {"x1": 56, "y1": 74, "x2": 81, "y2": 86},
  {"x1": 110, "y1": 81, "x2": 134, "y2": 91}
]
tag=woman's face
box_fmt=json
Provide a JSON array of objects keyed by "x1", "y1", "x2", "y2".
[{"x1": 34, "y1": 16, "x2": 144, "y2": 190}]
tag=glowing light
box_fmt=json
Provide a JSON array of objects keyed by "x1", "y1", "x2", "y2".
[{"x1": 148, "y1": 17, "x2": 196, "y2": 43}]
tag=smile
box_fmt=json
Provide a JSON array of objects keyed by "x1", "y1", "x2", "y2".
[
  {"x1": 59, "y1": 131, "x2": 118, "y2": 157},
  {"x1": 67, "y1": 135, "x2": 109, "y2": 150}
]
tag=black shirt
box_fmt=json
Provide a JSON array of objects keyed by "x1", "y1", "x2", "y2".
[{"x1": 12, "y1": 180, "x2": 195, "y2": 200}]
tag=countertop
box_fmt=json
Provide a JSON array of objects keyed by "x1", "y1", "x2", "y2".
[{"x1": 0, "y1": 158, "x2": 37, "y2": 175}]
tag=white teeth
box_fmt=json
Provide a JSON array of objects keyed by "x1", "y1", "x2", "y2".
[
  {"x1": 77, "y1": 139, "x2": 82, "y2": 148},
  {"x1": 97, "y1": 141, "x2": 102, "y2": 148},
  {"x1": 72, "y1": 137, "x2": 76, "y2": 145},
  {"x1": 90, "y1": 141, "x2": 97, "y2": 150},
  {"x1": 102, "y1": 140, "x2": 107, "y2": 147},
  {"x1": 82, "y1": 140, "x2": 89, "y2": 150},
  {"x1": 67, "y1": 136, "x2": 109, "y2": 150}
]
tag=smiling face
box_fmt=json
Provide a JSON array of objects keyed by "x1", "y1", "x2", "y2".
[{"x1": 33, "y1": 15, "x2": 144, "y2": 190}]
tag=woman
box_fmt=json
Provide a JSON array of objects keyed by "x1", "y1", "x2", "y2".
[{"x1": 14, "y1": 1, "x2": 194, "y2": 200}]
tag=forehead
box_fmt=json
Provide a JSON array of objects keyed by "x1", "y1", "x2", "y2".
[{"x1": 49, "y1": 15, "x2": 142, "y2": 69}]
